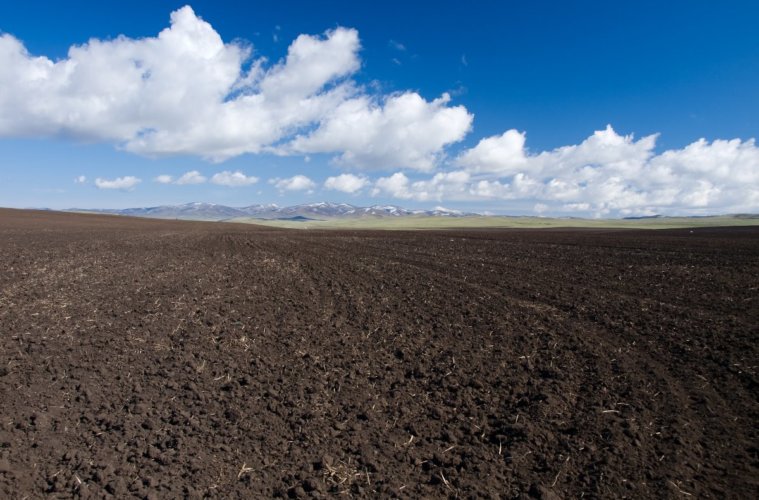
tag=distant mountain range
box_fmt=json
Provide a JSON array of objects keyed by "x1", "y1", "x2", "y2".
[{"x1": 67, "y1": 202, "x2": 480, "y2": 221}]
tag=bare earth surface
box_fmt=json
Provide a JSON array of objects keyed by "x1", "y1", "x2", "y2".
[{"x1": 0, "y1": 208, "x2": 757, "y2": 499}]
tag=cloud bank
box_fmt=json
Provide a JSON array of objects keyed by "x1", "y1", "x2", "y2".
[
  {"x1": 0, "y1": 5, "x2": 470, "y2": 169},
  {"x1": 372, "y1": 126, "x2": 759, "y2": 216}
]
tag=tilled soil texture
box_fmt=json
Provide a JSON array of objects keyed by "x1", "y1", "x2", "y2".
[{"x1": 0, "y1": 209, "x2": 757, "y2": 499}]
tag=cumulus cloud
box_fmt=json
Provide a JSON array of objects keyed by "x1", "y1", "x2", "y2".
[
  {"x1": 155, "y1": 174, "x2": 173, "y2": 184},
  {"x1": 94, "y1": 176, "x2": 141, "y2": 190},
  {"x1": 289, "y1": 92, "x2": 472, "y2": 171},
  {"x1": 74, "y1": 175, "x2": 86, "y2": 183},
  {"x1": 456, "y1": 129, "x2": 528, "y2": 175},
  {"x1": 372, "y1": 171, "x2": 472, "y2": 201},
  {"x1": 324, "y1": 173, "x2": 368, "y2": 193},
  {"x1": 372, "y1": 126, "x2": 759, "y2": 216},
  {"x1": 160, "y1": 170, "x2": 257, "y2": 186},
  {"x1": 210, "y1": 170, "x2": 259, "y2": 187},
  {"x1": 372, "y1": 172, "x2": 412, "y2": 199},
  {"x1": 271, "y1": 175, "x2": 316, "y2": 192},
  {"x1": 0, "y1": 5, "x2": 471, "y2": 168},
  {"x1": 175, "y1": 170, "x2": 206, "y2": 185}
]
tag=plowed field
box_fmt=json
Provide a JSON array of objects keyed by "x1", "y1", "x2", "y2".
[{"x1": 1, "y1": 209, "x2": 757, "y2": 498}]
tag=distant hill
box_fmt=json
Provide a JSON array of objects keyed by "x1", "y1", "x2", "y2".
[{"x1": 66, "y1": 202, "x2": 480, "y2": 221}]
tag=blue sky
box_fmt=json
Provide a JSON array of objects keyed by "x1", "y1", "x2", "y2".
[{"x1": 0, "y1": 1, "x2": 757, "y2": 215}]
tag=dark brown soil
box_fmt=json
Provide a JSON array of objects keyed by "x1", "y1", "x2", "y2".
[{"x1": 1, "y1": 208, "x2": 757, "y2": 499}]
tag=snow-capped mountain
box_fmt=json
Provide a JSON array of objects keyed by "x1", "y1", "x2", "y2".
[
  {"x1": 67, "y1": 202, "x2": 479, "y2": 221},
  {"x1": 71, "y1": 202, "x2": 249, "y2": 220}
]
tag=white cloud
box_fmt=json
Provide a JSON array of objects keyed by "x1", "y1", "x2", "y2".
[
  {"x1": 154, "y1": 174, "x2": 173, "y2": 184},
  {"x1": 0, "y1": 6, "x2": 471, "y2": 169},
  {"x1": 372, "y1": 171, "x2": 472, "y2": 202},
  {"x1": 388, "y1": 40, "x2": 406, "y2": 51},
  {"x1": 372, "y1": 126, "x2": 759, "y2": 215},
  {"x1": 456, "y1": 129, "x2": 528, "y2": 175},
  {"x1": 271, "y1": 174, "x2": 316, "y2": 191},
  {"x1": 74, "y1": 175, "x2": 86, "y2": 183},
  {"x1": 94, "y1": 176, "x2": 141, "y2": 190},
  {"x1": 372, "y1": 172, "x2": 411, "y2": 199},
  {"x1": 456, "y1": 125, "x2": 659, "y2": 179},
  {"x1": 534, "y1": 203, "x2": 549, "y2": 214},
  {"x1": 175, "y1": 170, "x2": 206, "y2": 185},
  {"x1": 324, "y1": 173, "x2": 368, "y2": 193},
  {"x1": 210, "y1": 170, "x2": 259, "y2": 187},
  {"x1": 289, "y1": 92, "x2": 473, "y2": 171}
]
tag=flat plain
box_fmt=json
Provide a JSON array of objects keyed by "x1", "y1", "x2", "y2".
[
  {"x1": 0, "y1": 208, "x2": 757, "y2": 498},
  {"x1": 229, "y1": 214, "x2": 759, "y2": 231}
]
